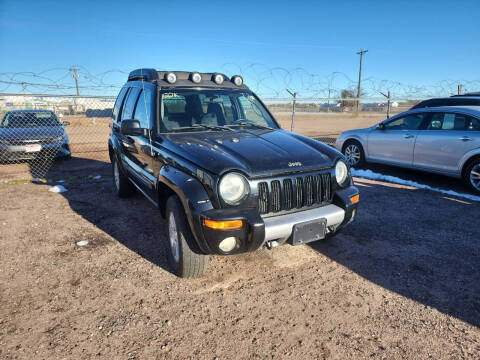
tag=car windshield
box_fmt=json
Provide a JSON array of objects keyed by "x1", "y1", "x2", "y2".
[
  {"x1": 1, "y1": 112, "x2": 60, "y2": 128},
  {"x1": 159, "y1": 89, "x2": 278, "y2": 133}
]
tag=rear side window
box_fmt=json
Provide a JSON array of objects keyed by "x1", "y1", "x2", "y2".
[
  {"x1": 134, "y1": 88, "x2": 153, "y2": 129},
  {"x1": 121, "y1": 87, "x2": 141, "y2": 121},
  {"x1": 427, "y1": 113, "x2": 471, "y2": 130},
  {"x1": 113, "y1": 87, "x2": 128, "y2": 123},
  {"x1": 467, "y1": 117, "x2": 480, "y2": 131}
]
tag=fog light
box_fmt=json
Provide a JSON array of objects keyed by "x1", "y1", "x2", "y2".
[
  {"x1": 166, "y1": 72, "x2": 176, "y2": 84},
  {"x1": 219, "y1": 237, "x2": 238, "y2": 252},
  {"x1": 350, "y1": 194, "x2": 359, "y2": 203},
  {"x1": 213, "y1": 73, "x2": 224, "y2": 84},
  {"x1": 231, "y1": 75, "x2": 243, "y2": 86},
  {"x1": 191, "y1": 72, "x2": 202, "y2": 83}
]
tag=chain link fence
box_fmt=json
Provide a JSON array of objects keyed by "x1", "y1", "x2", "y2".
[
  {"x1": 0, "y1": 93, "x2": 115, "y2": 182},
  {"x1": 0, "y1": 93, "x2": 424, "y2": 182}
]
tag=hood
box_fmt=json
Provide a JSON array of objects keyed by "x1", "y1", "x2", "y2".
[
  {"x1": 0, "y1": 126, "x2": 66, "y2": 142},
  {"x1": 161, "y1": 129, "x2": 341, "y2": 177}
]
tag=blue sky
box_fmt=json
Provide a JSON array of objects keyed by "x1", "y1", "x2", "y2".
[{"x1": 0, "y1": 0, "x2": 478, "y2": 97}]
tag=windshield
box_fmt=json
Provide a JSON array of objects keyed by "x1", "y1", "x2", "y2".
[
  {"x1": 1, "y1": 112, "x2": 60, "y2": 128},
  {"x1": 159, "y1": 89, "x2": 278, "y2": 132}
]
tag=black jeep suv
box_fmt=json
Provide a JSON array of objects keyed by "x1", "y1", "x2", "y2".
[{"x1": 108, "y1": 69, "x2": 359, "y2": 277}]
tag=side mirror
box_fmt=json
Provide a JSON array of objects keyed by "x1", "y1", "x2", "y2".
[
  {"x1": 121, "y1": 119, "x2": 142, "y2": 136},
  {"x1": 377, "y1": 123, "x2": 386, "y2": 130},
  {"x1": 62, "y1": 121, "x2": 70, "y2": 127}
]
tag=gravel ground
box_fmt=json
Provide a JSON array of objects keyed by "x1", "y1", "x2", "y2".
[{"x1": 0, "y1": 162, "x2": 479, "y2": 359}]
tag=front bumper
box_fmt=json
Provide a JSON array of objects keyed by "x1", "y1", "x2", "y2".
[
  {"x1": 192, "y1": 186, "x2": 359, "y2": 255},
  {"x1": 0, "y1": 142, "x2": 70, "y2": 162}
]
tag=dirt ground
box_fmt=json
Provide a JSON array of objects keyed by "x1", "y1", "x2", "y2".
[{"x1": 0, "y1": 157, "x2": 479, "y2": 359}]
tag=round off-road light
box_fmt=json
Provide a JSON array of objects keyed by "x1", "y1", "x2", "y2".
[
  {"x1": 219, "y1": 237, "x2": 238, "y2": 252},
  {"x1": 335, "y1": 160, "x2": 349, "y2": 186},
  {"x1": 165, "y1": 72, "x2": 177, "y2": 84},
  {"x1": 191, "y1": 72, "x2": 202, "y2": 84},
  {"x1": 219, "y1": 172, "x2": 249, "y2": 204},
  {"x1": 231, "y1": 75, "x2": 243, "y2": 86},
  {"x1": 213, "y1": 73, "x2": 224, "y2": 84}
]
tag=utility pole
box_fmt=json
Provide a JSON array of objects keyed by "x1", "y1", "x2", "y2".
[
  {"x1": 286, "y1": 89, "x2": 297, "y2": 132},
  {"x1": 356, "y1": 49, "x2": 368, "y2": 114},
  {"x1": 69, "y1": 67, "x2": 80, "y2": 96},
  {"x1": 458, "y1": 84, "x2": 462, "y2": 95}
]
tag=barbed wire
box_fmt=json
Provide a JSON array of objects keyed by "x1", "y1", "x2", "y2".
[{"x1": 1, "y1": 65, "x2": 479, "y2": 99}]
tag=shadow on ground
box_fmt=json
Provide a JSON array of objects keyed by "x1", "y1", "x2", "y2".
[
  {"x1": 310, "y1": 179, "x2": 480, "y2": 328},
  {"x1": 41, "y1": 157, "x2": 175, "y2": 276}
]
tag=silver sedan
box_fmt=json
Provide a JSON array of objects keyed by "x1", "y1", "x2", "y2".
[{"x1": 335, "y1": 106, "x2": 480, "y2": 194}]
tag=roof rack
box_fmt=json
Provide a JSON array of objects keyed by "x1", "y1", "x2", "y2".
[{"x1": 127, "y1": 69, "x2": 248, "y2": 89}]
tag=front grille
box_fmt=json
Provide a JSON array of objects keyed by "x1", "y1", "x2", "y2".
[{"x1": 258, "y1": 172, "x2": 332, "y2": 215}]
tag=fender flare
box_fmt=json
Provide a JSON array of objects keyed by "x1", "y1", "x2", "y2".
[{"x1": 158, "y1": 165, "x2": 215, "y2": 254}]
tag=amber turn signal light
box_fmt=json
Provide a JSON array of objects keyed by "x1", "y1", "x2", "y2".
[
  {"x1": 350, "y1": 194, "x2": 359, "y2": 204},
  {"x1": 204, "y1": 219, "x2": 243, "y2": 230}
]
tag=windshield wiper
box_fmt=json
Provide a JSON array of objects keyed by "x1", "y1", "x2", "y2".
[
  {"x1": 226, "y1": 121, "x2": 274, "y2": 130},
  {"x1": 170, "y1": 124, "x2": 234, "y2": 132}
]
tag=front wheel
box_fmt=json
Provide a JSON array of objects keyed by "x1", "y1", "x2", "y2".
[
  {"x1": 342, "y1": 141, "x2": 365, "y2": 168},
  {"x1": 464, "y1": 158, "x2": 480, "y2": 195},
  {"x1": 166, "y1": 195, "x2": 209, "y2": 278}
]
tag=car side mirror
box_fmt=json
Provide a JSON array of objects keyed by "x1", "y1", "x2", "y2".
[
  {"x1": 377, "y1": 123, "x2": 386, "y2": 130},
  {"x1": 121, "y1": 119, "x2": 142, "y2": 136},
  {"x1": 62, "y1": 121, "x2": 70, "y2": 127}
]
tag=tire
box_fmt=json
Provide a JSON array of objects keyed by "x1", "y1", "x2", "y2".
[
  {"x1": 342, "y1": 140, "x2": 365, "y2": 168},
  {"x1": 166, "y1": 195, "x2": 209, "y2": 278},
  {"x1": 112, "y1": 156, "x2": 134, "y2": 198},
  {"x1": 463, "y1": 158, "x2": 480, "y2": 195}
]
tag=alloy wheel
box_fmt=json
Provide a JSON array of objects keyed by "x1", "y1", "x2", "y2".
[
  {"x1": 168, "y1": 212, "x2": 180, "y2": 264},
  {"x1": 344, "y1": 144, "x2": 361, "y2": 166},
  {"x1": 470, "y1": 164, "x2": 480, "y2": 192}
]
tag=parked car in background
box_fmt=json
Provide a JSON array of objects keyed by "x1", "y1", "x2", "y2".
[
  {"x1": 361, "y1": 103, "x2": 387, "y2": 112},
  {"x1": 320, "y1": 103, "x2": 343, "y2": 112},
  {"x1": 0, "y1": 110, "x2": 71, "y2": 162},
  {"x1": 109, "y1": 68, "x2": 359, "y2": 277},
  {"x1": 336, "y1": 106, "x2": 480, "y2": 194},
  {"x1": 410, "y1": 96, "x2": 480, "y2": 109}
]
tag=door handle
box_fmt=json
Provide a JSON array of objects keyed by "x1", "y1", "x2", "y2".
[
  {"x1": 460, "y1": 136, "x2": 473, "y2": 142},
  {"x1": 403, "y1": 134, "x2": 414, "y2": 139}
]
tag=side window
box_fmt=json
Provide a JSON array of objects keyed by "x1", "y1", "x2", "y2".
[
  {"x1": 467, "y1": 117, "x2": 480, "y2": 131},
  {"x1": 121, "y1": 87, "x2": 141, "y2": 121},
  {"x1": 113, "y1": 87, "x2": 128, "y2": 123},
  {"x1": 427, "y1": 113, "x2": 468, "y2": 130},
  {"x1": 384, "y1": 113, "x2": 425, "y2": 130},
  {"x1": 134, "y1": 88, "x2": 153, "y2": 129}
]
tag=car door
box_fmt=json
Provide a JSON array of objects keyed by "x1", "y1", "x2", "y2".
[
  {"x1": 128, "y1": 85, "x2": 157, "y2": 198},
  {"x1": 367, "y1": 112, "x2": 425, "y2": 166},
  {"x1": 413, "y1": 111, "x2": 480, "y2": 174}
]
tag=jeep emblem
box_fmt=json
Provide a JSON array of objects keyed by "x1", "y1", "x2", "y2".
[{"x1": 288, "y1": 162, "x2": 302, "y2": 167}]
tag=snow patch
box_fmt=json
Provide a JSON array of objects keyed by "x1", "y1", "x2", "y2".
[
  {"x1": 76, "y1": 240, "x2": 89, "y2": 246},
  {"x1": 93, "y1": 175, "x2": 102, "y2": 180},
  {"x1": 48, "y1": 185, "x2": 68, "y2": 193},
  {"x1": 351, "y1": 169, "x2": 480, "y2": 202}
]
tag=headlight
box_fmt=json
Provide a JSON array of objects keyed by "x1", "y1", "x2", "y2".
[
  {"x1": 219, "y1": 172, "x2": 249, "y2": 204},
  {"x1": 335, "y1": 160, "x2": 349, "y2": 186}
]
